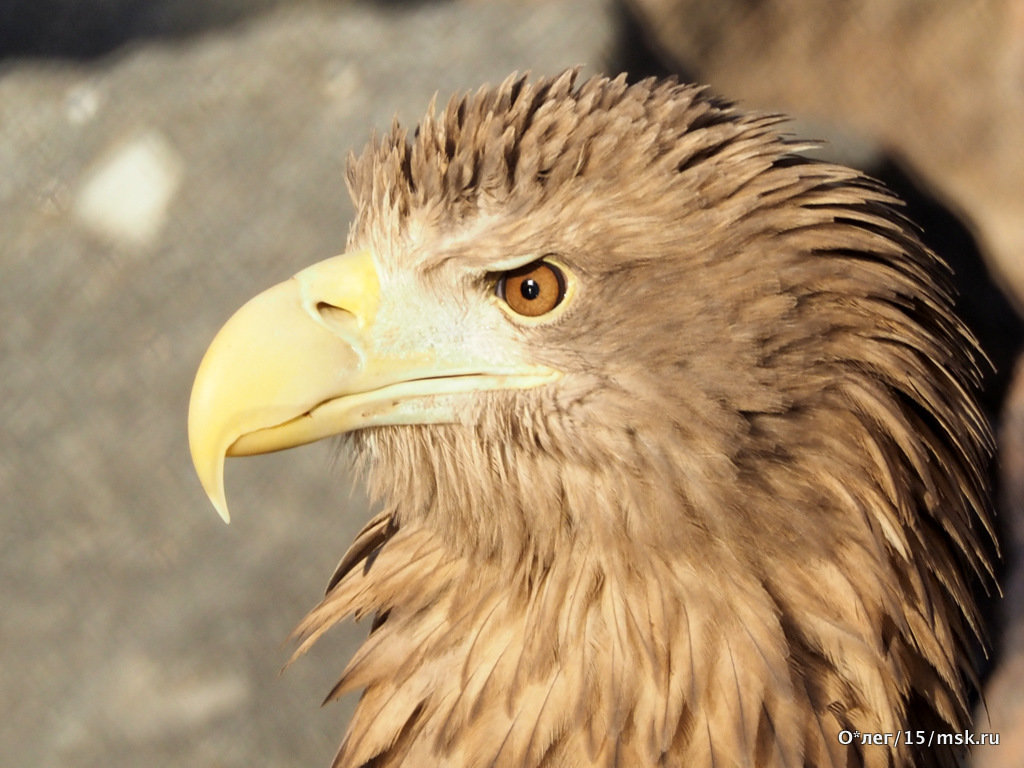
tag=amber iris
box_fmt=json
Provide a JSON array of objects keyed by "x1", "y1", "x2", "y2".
[{"x1": 497, "y1": 260, "x2": 566, "y2": 317}]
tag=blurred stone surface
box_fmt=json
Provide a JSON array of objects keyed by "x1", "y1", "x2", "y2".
[{"x1": 0, "y1": 2, "x2": 613, "y2": 766}]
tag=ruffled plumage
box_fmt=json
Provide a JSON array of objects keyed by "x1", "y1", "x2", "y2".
[{"x1": 290, "y1": 71, "x2": 995, "y2": 768}]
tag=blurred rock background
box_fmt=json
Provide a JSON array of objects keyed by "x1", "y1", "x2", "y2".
[{"x1": 1, "y1": 1, "x2": 1020, "y2": 766}]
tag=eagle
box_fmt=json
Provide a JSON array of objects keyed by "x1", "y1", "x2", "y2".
[{"x1": 188, "y1": 71, "x2": 995, "y2": 768}]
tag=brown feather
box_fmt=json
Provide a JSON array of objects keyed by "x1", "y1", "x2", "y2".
[{"x1": 290, "y1": 71, "x2": 995, "y2": 768}]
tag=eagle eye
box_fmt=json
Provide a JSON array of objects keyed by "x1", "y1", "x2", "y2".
[{"x1": 496, "y1": 260, "x2": 566, "y2": 317}]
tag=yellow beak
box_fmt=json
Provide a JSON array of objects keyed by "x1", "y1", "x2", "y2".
[{"x1": 188, "y1": 250, "x2": 558, "y2": 522}]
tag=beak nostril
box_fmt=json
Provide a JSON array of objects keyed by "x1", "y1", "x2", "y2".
[{"x1": 316, "y1": 301, "x2": 359, "y2": 332}]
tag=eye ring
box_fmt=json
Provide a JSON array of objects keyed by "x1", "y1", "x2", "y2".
[{"x1": 496, "y1": 259, "x2": 567, "y2": 317}]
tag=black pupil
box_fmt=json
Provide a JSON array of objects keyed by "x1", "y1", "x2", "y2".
[{"x1": 520, "y1": 278, "x2": 540, "y2": 300}]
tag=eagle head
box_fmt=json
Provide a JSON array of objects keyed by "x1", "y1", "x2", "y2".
[{"x1": 189, "y1": 71, "x2": 994, "y2": 768}]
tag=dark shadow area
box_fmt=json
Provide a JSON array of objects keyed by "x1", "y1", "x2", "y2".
[
  {"x1": 875, "y1": 159, "x2": 1024, "y2": 418},
  {"x1": 610, "y1": 0, "x2": 682, "y2": 83},
  {"x1": 0, "y1": 0, "x2": 326, "y2": 60},
  {"x1": 0, "y1": 0, "x2": 461, "y2": 60}
]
